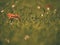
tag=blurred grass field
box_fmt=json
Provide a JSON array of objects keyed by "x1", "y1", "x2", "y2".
[{"x1": 0, "y1": 0, "x2": 60, "y2": 45}]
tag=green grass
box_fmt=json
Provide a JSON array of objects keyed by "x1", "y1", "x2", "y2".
[{"x1": 0, "y1": 0, "x2": 60, "y2": 45}]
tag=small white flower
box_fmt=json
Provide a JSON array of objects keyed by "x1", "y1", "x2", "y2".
[
  {"x1": 41, "y1": 14, "x2": 44, "y2": 16},
  {"x1": 5, "y1": 39, "x2": 10, "y2": 43},
  {"x1": 6, "y1": 3, "x2": 9, "y2": 5},
  {"x1": 54, "y1": 9, "x2": 57, "y2": 11},
  {"x1": 15, "y1": 1, "x2": 18, "y2": 3},
  {"x1": 24, "y1": 35, "x2": 30, "y2": 40},
  {"x1": 46, "y1": 12, "x2": 49, "y2": 14},
  {"x1": 12, "y1": 4, "x2": 15, "y2": 8},
  {"x1": 54, "y1": 9, "x2": 57, "y2": 14},
  {"x1": 10, "y1": 23, "x2": 13, "y2": 25},
  {"x1": 37, "y1": 6, "x2": 41, "y2": 9},
  {"x1": 1, "y1": 10, "x2": 4, "y2": 13},
  {"x1": 47, "y1": 7, "x2": 50, "y2": 10}
]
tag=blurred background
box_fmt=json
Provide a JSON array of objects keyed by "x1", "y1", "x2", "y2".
[{"x1": 0, "y1": 0, "x2": 60, "y2": 45}]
